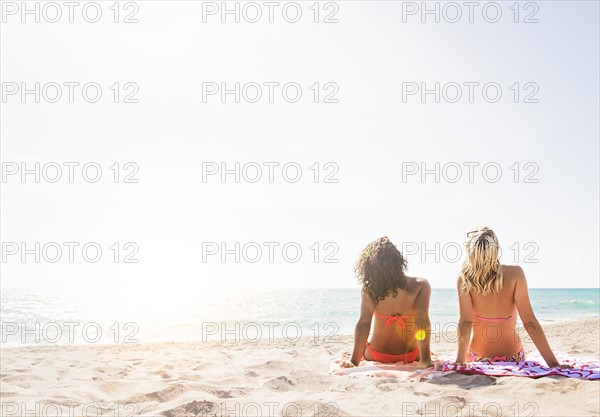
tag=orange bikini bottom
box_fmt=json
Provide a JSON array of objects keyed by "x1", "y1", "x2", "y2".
[{"x1": 365, "y1": 343, "x2": 420, "y2": 364}]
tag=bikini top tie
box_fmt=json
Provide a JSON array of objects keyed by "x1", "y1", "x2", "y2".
[{"x1": 373, "y1": 312, "x2": 415, "y2": 328}]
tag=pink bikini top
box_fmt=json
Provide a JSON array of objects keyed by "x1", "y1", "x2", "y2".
[{"x1": 473, "y1": 313, "x2": 517, "y2": 322}]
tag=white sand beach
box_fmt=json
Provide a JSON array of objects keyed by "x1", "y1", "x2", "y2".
[{"x1": 1, "y1": 318, "x2": 599, "y2": 417}]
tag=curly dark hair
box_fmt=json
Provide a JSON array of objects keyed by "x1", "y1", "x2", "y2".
[{"x1": 355, "y1": 237, "x2": 408, "y2": 303}]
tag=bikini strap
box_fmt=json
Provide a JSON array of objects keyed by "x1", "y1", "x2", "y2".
[{"x1": 473, "y1": 313, "x2": 517, "y2": 322}]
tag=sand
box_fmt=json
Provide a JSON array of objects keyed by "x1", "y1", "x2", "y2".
[{"x1": 1, "y1": 319, "x2": 599, "y2": 417}]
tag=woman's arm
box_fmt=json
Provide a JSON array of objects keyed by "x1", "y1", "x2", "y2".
[
  {"x1": 348, "y1": 290, "x2": 375, "y2": 366},
  {"x1": 514, "y1": 267, "x2": 560, "y2": 367},
  {"x1": 456, "y1": 277, "x2": 473, "y2": 364},
  {"x1": 414, "y1": 279, "x2": 432, "y2": 367}
]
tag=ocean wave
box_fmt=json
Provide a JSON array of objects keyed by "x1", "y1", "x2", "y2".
[{"x1": 559, "y1": 300, "x2": 597, "y2": 305}]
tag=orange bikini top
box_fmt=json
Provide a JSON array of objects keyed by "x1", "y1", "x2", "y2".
[{"x1": 373, "y1": 312, "x2": 415, "y2": 328}]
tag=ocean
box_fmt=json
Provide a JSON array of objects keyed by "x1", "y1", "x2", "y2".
[{"x1": 1, "y1": 288, "x2": 598, "y2": 347}]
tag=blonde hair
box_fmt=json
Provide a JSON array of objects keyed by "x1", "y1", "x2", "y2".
[{"x1": 459, "y1": 227, "x2": 503, "y2": 295}]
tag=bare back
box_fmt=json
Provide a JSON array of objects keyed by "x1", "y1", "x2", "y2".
[
  {"x1": 366, "y1": 276, "x2": 429, "y2": 356},
  {"x1": 469, "y1": 265, "x2": 522, "y2": 357}
]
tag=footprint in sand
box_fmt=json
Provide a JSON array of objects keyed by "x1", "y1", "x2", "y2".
[
  {"x1": 264, "y1": 376, "x2": 295, "y2": 392},
  {"x1": 375, "y1": 379, "x2": 401, "y2": 392},
  {"x1": 158, "y1": 371, "x2": 171, "y2": 379},
  {"x1": 162, "y1": 400, "x2": 217, "y2": 417},
  {"x1": 128, "y1": 384, "x2": 189, "y2": 404},
  {"x1": 183, "y1": 383, "x2": 249, "y2": 399},
  {"x1": 209, "y1": 389, "x2": 233, "y2": 398},
  {"x1": 418, "y1": 395, "x2": 470, "y2": 416}
]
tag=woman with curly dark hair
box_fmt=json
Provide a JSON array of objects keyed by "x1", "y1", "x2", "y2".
[{"x1": 341, "y1": 237, "x2": 433, "y2": 368}]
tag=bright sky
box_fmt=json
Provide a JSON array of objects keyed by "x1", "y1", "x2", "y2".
[{"x1": 1, "y1": 1, "x2": 598, "y2": 295}]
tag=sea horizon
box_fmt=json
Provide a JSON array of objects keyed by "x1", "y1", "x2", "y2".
[{"x1": 2, "y1": 287, "x2": 598, "y2": 347}]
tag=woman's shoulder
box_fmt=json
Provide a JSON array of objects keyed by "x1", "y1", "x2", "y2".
[
  {"x1": 405, "y1": 276, "x2": 430, "y2": 292},
  {"x1": 501, "y1": 265, "x2": 526, "y2": 287},
  {"x1": 501, "y1": 264, "x2": 525, "y2": 277}
]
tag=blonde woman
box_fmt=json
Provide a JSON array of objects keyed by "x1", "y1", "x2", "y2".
[{"x1": 456, "y1": 227, "x2": 569, "y2": 368}]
